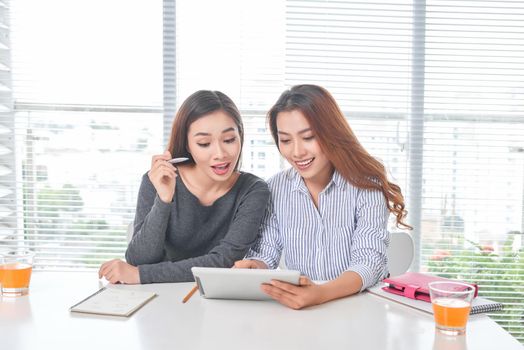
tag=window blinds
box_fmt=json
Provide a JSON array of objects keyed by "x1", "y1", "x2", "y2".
[{"x1": 0, "y1": 0, "x2": 164, "y2": 269}]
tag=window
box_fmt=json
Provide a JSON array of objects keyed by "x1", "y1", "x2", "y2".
[
  {"x1": 1, "y1": 0, "x2": 163, "y2": 268},
  {"x1": 1, "y1": 0, "x2": 523, "y2": 342}
]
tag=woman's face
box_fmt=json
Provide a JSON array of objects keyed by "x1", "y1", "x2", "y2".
[
  {"x1": 276, "y1": 109, "x2": 333, "y2": 185},
  {"x1": 187, "y1": 111, "x2": 241, "y2": 182}
]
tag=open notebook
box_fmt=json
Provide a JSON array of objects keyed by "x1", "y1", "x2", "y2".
[
  {"x1": 368, "y1": 283, "x2": 502, "y2": 315},
  {"x1": 70, "y1": 287, "x2": 156, "y2": 317}
]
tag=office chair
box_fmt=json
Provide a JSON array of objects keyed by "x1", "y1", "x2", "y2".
[
  {"x1": 126, "y1": 223, "x2": 133, "y2": 243},
  {"x1": 387, "y1": 231, "x2": 414, "y2": 277}
]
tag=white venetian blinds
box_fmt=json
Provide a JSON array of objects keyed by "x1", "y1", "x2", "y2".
[{"x1": 0, "y1": 0, "x2": 164, "y2": 269}]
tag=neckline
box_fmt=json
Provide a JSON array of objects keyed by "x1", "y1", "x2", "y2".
[{"x1": 177, "y1": 172, "x2": 244, "y2": 208}]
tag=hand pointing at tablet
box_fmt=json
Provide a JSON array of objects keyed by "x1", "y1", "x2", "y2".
[{"x1": 233, "y1": 259, "x2": 268, "y2": 269}]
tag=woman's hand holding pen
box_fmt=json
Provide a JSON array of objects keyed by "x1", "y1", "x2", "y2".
[
  {"x1": 148, "y1": 150, "x2": 178, "y2": 203},
  {"x1": 260, "y1": 276, "x2": 326, "y2": 310}
]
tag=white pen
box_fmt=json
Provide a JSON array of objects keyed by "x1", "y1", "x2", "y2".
[{"x1": 167, "y1": 157, "x2": 189, "y2": 164}]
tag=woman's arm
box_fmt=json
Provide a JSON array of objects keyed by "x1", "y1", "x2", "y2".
[
  {"x1": 261, "y1": 271, "x2": 362, "y2": 309},
  {"x1": 138, "y1": 179, "x2": 270, "y2": 283},
  {"x1": 125, "y1": 173, "x2": 172, "y2": 265},
  {"x1": 238, "y1": 198, "x2": 283, "y2": 269},
  {"x1": 345, "y1": 187, "x2": 390, "y2": 290},
  {"x1": 261, "y1": 188, "x2": 390, "y2": 309},
  {"x1": 99, "y1": 172, "x2": 173, "y2": 284}
]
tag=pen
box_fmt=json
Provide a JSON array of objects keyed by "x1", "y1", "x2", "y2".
[
  {"x1": 168, "y1": 157, "x2": 189, "y2": 164},
  {"x1": 182, "y1": 285, "x2": 199, "y2": 303}
]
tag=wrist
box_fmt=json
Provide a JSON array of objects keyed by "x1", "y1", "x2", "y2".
[
  {"x1": 132, "y1": 266, "x2": 141, "y2": 284},
  {"x1": 159, "y1": 195, "x2": 173, "y2": 203},
  {"x1": 317, "y1": 284, "x2": 332, "y2": 304},
  {"x1": 254, "y1": 260, "x2": 268, "y2": 269},
  {"x1": 157, "y1": 191, "x2": 174, "y2": 203}
]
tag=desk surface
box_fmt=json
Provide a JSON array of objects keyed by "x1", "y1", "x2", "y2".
[{"x1": 1, "y1": 271, "x2": 522, "y2": 350}]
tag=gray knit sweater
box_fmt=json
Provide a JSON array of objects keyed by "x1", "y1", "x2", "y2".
[{"x1": 125, "y1": 172, "x2": 270, "y2": 283}]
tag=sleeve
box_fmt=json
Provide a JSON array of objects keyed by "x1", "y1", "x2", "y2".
[
  {"x1": 125, "y1": 173, "x2": 172, "y2": 266},
  {"x1": 137, "y1": 179, "x2": 271, "y2": 283},
  {"x1": 345, "y1": 188, "x2": 390, "y2": 291},
  {"x1": 244, "y1": 196, "x2": 283, "y2": 269}
]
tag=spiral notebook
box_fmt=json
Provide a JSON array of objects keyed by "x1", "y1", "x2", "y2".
[
  {"x1": 70, "y1": 287, "x2": 157, "y2": 317},
  {"x1": 368, "y1": 283, "x2": 502, "y2": 315}
]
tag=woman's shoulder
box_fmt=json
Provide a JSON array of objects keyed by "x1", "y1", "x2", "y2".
[
  {"x1": 237, "y1": 172, "x2": 269, "y2": 192},
  {"x1": 136, "y1": 171, "x2": 158, "y2": 202},
  {"x1": 139, "y1": 171, "x2": 154, "y2": 188}
]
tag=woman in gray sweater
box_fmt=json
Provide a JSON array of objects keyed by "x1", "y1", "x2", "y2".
[{"x1": 99, "y1": 90, "x2": 270, "y2": 284}]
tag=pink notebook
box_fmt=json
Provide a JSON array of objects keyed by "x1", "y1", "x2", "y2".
[{"x1": 382, "y1": 272, "x2": 478, "y2": 303}]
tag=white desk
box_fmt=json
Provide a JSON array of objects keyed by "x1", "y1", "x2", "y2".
[{"x1": 1, "y1": 271, "x2": 522, "y2": 350}]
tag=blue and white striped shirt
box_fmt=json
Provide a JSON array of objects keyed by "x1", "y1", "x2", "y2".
[{"x1": 246, "y1": 168, "x2": 390, "y2": 290}]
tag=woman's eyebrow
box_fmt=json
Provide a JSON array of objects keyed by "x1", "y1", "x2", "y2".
[
  {"x1": 193, "y1": 127, "x2": 236, "y2": 137},
  {"x1": 278, "y1": 128, "x2": 312, "y2": 135}
]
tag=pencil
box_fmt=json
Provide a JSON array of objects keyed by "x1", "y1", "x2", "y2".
[{"x1": 182, "y1": 285, "x2": 199, "y2": 303}]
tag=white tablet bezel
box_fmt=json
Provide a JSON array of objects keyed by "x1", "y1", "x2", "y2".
[{"x1": 191, "y1": 267, "x2": 301, "y2": 300}]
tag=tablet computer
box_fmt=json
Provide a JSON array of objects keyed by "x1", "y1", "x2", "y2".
[{"x1": 191, "y1": 267, "x2": 301, "y2": 300}]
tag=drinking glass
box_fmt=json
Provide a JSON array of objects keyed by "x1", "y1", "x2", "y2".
[
  {"x1": 429, "y1": 281, "x2": 475, "y2": 335},
  {"x1": 433, "y1": 329, "x2": 468, "y2": 350},
  {"x1": 0, "y1": 250, "x2": 35, "y2": 296}
]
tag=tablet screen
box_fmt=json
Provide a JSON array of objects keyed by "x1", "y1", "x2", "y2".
[{"x1": 191, "y1": 267, "x2": 301, "y2": 300}]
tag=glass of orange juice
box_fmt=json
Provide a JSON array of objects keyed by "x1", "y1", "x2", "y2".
[
  {"x1": 428, "y1": 281, "x2": 476, "y2": 335},
  {"x1": 0, "y1": 250, "x2": 35, "y2": 296}
]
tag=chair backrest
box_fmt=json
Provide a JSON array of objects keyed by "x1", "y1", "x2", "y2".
[
  {"x1": 126, "y1": 223, "x2": 133, "y2": 243},
  {"x1": 387, "y1": 231, "x2": 414, "y2": 277}
]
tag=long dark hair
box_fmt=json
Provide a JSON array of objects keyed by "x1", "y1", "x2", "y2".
[
  {"x1": 167, "y1": 90, "x2": 244, "y2": 170},
  {"x1": 268, "y1": 84, "x2": 411, "y2": 229}
]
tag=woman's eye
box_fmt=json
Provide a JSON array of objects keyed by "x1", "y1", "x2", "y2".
[
  {"x1": 197, "y1": 143, "x2": 210, "y2": 148},
  {"x1": 280, "y1": 139, "x2": 291, "y2": 144},
  {"x1": 224, "y1": 137, "x2": 236, "y2": 144},
  {"x1": 303, "y1": 135, "x2": 315, "y2": 141}
]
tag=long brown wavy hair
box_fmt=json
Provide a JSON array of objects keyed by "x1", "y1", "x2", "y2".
[{"x1": 268, "y1": 84, "x2": 411, "y2": 229}]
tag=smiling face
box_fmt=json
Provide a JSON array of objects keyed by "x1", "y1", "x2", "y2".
[
  {"x1": 276, "y1": 109, "x2": 334, "y2": 186},
  {"x1": 187, "y1": 110, "x2": 241, "y2": 183}
]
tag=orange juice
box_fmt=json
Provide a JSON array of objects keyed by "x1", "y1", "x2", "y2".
[
  {"x1": 0, "y1": 263, "x2": 33, "y2": 289},
  {"x1": 432, "y1": 297, "x2": 471, "y2": 329}
]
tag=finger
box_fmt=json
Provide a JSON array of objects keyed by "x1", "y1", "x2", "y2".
[
  {"x1": 101, "y1": 265, "x2": 112, "y2": 279},
  {"x1": 105, "y1": 270, "x2": 119, "y2": 284},
  {"x1": 98, "y1": 265, "x2": 109, "y2": 279},
  {"x1": 151, "y1": 166, "x2": 177, "y2": 183},
  {"x1": 261, "y1": 284, "x2": 286, "y2": 299},
  {"x1": 151, "y1": 158, "x2": 168, "y2": 172},
  {"x1": 261, "y1": 285, "x2": 302, "y2": 309},
  {"x1": 234, "y1": 260, "x2": 254, "y2": 269},
  {"x1": 154, "y1": 162, "x2": 177, "y2": 175},
  {"x1": 98, "y1": 262, "x2": 109, "y2": 278},
  {"x1": 299, "y1": 276, "x2": 312, "y2": 286},
  {"x1": 160, "y1": 164, "x2": 178, "y2": 176},
  {"x1": 98, "y1": 259, "x2": 117, "y2": 278},
  {"x1": 163, "y1": 150, "x2": 172, "y2": 158},
  {"x1": 151, "y1": 153, "x2": 171, "y2": 168},
  {"x1": 270, "y1": 279, "x2": 302, "y2": 295}
]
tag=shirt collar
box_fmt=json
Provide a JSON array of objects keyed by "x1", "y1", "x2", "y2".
[
  {"x1": 290, "y1": 168, "x2": 345, "y2": 193},
  {"x1": 330, "y1": 170, "x2": 345, "y2": 188}
]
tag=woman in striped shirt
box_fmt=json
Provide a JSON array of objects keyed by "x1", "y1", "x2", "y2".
[{"x1": 235, "y1": 84, "x2": 411, "y2": 309}]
